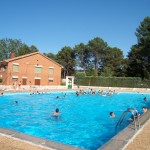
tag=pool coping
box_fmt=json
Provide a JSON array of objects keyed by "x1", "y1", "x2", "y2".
[
  {"x1": 98, "y1": 110, "x2": 150, "y2": 150},
  {"x1": 0, "y1": 127, "x2": 83, "y2": 150}
]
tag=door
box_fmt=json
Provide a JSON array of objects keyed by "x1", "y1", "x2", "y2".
[
  {"x1": 35, "y1": 79, "x2": 40, "y2": 85},
  {"x1": 22, "y1": 78, "x2": 27, "y2": 85}
]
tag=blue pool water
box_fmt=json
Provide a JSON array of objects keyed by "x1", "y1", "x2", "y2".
[{"x1": 0, "y1": 91, "x2": 150, "y2": 150}]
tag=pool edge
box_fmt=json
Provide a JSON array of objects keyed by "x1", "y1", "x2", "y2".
[
  {"x1": 0, "y1": 127, "x2": 84, "y2": 150},
  {"x1": 98, "y1": 110, "x2": 150, "y2": 150}
]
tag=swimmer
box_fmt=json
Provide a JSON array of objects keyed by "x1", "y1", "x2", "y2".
[
  {"x1": 63, "y1": 93, "x2": 66, "y2": 98},
  {"x1": 0, "y1": 92, "x2": 4, "y2": 96},
  {"x1": 53, "y1": 108, "x2": 59, "y2": 117},
  {"x1": 37, "y1": 91, "x2": 40, "y2": 94},
  {"x1": 130, "y1": 112, "x2": 140, "y2": 120},
  {"x1": 12, "y1": 101, "x2": 18, "y2": 104},
  {"x1": 110, "y1": 112, "x2": 115, "y2": 118},
  {"x1": 144, "y1": 97, "x2": 148, "y2": 101},
  {"x1": 142, "y1": 107, "x2": 148, "y2": 113},
  {"x1": 76, "y1": 91, "x2": 79, "y2": 96}
]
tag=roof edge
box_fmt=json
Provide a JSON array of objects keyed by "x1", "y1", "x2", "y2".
[{"x1": 1, "y1": 52, "x2": 63, "y2": 68}]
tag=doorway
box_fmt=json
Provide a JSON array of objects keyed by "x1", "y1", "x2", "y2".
[
  {"x1": 35, "y1": 79, "x2": 40, "y2": 85},
  {"x1": 22, "y1": 78, "x2": 27, "y2": 85}
]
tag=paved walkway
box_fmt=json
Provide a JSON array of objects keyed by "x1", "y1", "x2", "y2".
[
  {"x1": 0, "y1": 135, "x2": 49, "y2": 150},
  {"x1": 125, "y1": 119, "x2": 150, "y2": 150}
]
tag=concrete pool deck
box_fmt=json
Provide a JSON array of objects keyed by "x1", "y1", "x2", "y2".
[{"x1": 0, "y1": 86, "x2": 150, "y2": 150}]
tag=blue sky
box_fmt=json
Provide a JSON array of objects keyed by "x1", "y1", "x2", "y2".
[{"x1": 0, "y1": 0, "x2": 149, "y2": 57}]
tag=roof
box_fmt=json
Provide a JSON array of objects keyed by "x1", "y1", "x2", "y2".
[{"x1": 0, "y1": 52, "x2": 63, "y2": 68}]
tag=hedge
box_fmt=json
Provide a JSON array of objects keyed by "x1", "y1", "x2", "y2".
[{"x1": 75, "y1": 77, "x2": 150, "y2": 88}]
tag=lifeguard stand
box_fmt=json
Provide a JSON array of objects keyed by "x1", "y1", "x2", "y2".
[{"x1": 66, "y1": 76, "x2": 74, "y2": 89}]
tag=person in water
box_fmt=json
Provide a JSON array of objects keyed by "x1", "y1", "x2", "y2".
[
  {"x1": 142, "y1": 107, "x2": 148, "y2": 113},
  {"x1": 0, "y1": 92, "x2": 4, "y2": 96},
  {"x1": 53, "y1": 108, "x2": 59, "y2": 117},
  {"x1": 110, "y1": 112, "x2": 115, "y2": 118},
  {"x1": 130, "y1": 112, "x2": 140, "y2": 120},
  {"x1": 144, "y1": 97, "x2": 148, "y2": 101}
]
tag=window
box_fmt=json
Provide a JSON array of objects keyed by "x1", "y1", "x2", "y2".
[
  {"x1": 49, "y1": 67, "x2": 54, "y2": 74},
  {"x1": 13, "y1": 63, "x2": 19, "y2": 72},
  {"x1": 35, "y1": 66, "x2": 42, "y2": 73},
  {"x1": 49, "y1": 78, "x2": 53, "y2": 82},
  {"x1": 12, "y1": 76, "x2": 18, "y2": 82}
]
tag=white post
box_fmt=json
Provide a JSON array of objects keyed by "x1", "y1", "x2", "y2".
[{"x1": 66, "y1": 76, "x2": 74, "y2": 89}]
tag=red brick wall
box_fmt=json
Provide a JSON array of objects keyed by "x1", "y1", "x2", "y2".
[{"x1": 6, "y1": 53, "x2": 62, "y2": 86}]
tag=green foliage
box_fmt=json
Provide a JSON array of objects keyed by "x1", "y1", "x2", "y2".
[
  {"x1": 75, "y1": 72, "x2": 86, "y2": 79},
  {"x1": 56, "y1": 46, "x2": 76, "y2": 78},
  {"x1": 77, "y1": 77, "x2": 149, "y2": 88},
  {"x1": 103, "y1": 47, "x2": 124, "y2": 76},
  {"x1": 88, "y1": 37, "x2": 108, "y2": 75},
  {"x1": 43, "y1": 52, "x2": 56, "y2": 61},
  {"x1": 0, "y1": 78, "x2": 2, "y2": 83},
  {"x1": 0, "y1": 38, "x2": 22, "y2": 61},
  {"x1": 30, "y1": 45, "x2": 39, "y2": 52},
  {"x1": 85, "y1": 67, "x2": 95, "y2": 76},
  {"x1": 0, "y1": 38, "x2": 39, "y2": 60},
  {"x1": 18, "y1": 44, "x2": 39, "y2": 56},
  {"x1": 101, "y1": 67, "x2": 113, "y2": 77},
  {"x1": 74, "y1": 38, "x2": 124, "y2": 77},
  {"x1": 127, "y1": 17, "x2": 150, "y2": 79},
  {"x1": 73, "y1": 43, "x2": 91, "y2": 69}
]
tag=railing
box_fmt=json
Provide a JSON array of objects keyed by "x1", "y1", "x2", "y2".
[{"x1": 115, "y1": 108, "x2": 140, "y2": 132}]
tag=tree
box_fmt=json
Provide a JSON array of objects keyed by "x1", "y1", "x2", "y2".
[
  {"x1": 29, "y1": 45, "x2": 39, "y2": 52},
  {"x1": 43, "y1": 52, "x2": 57, "y2": 61},
  {"x1": 0, "y1": 38, "x2": 39, "y2": 60},
  {"x1": 127, "y1": 17, "x2": 150, "y2": 79},
  {"x1": 73, "y1": 43, "x2": 91, "y2": 70},
  {"x1": 103, "y1": 47, "x2": 124, "y2": 76},
  {"x1": 17, "y1": 44, "x2": 39, "y2": 56},
  {"x1": 101, "y1": 67, "x2": 112, "y2": 77},
  {"x1": 17, "y1": 44, "x2": 31, "y2": 56},
  {"x1": 0, "y1": 38, "x2": 22, "y2": 60},
  {"x1": 56, "y1": 46, "x2": 76, "y2": 78},
  {"x1": 85, "y1": 67, "x2": 95, "y2": 76},
  {"x1": 88, "y1": 37, "x2": 108, "y2": 76}
]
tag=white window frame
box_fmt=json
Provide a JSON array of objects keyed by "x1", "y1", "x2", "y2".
[
  {"x1": 49, "y1": 67, "x2": 54, "y2": 75},
  {"x1": 35, "y1": 65, "x2": 42, "y2": 73},
  {"x1": 12, "y1": 63, "x2": 19, "y2": 72}
]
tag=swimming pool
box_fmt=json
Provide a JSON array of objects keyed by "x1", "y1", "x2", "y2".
[{"x1": 0, "y1": 91, "x2": 150, "y2": 150}]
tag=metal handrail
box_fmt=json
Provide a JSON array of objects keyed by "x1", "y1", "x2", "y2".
[{"x1": 115, "y1": 108, "x2": 140, "y2": 132}]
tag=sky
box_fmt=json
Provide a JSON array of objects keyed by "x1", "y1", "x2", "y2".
[{"x1": 0, "y1": 0, "x2": 150, "y2": 57}]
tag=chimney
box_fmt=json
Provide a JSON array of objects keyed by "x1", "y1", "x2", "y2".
[{"x1": 10, "y1": 52, "x2": 15, "y2": 58}]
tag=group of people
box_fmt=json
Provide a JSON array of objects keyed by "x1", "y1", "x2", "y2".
[
  {"x1": 29, "y1": 91, "x2": 46, "y2": 95},
  {"x1": 76, "y1": 88, "x2": 116, "y2": 96},
  {"x1": 13, "y1": 81, "x2": 22, "y2": 89}
]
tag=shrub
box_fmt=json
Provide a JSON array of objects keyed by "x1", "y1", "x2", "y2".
[{"x1": 75, "y1": 72, "x2": 86, "y2": 79}]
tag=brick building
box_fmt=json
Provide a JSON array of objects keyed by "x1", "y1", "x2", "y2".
[{"x1": 0, "y1": 52, "x2": 63, "y2": 86}]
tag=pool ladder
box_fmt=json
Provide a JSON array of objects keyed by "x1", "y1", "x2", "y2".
[{"x1": 115, "y1": 108, "x2": 140, "y2": 132}]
